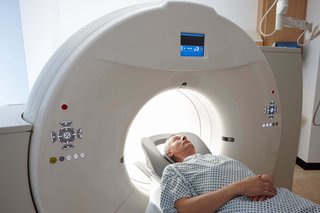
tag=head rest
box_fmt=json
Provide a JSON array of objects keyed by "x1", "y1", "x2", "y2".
[{"x1": 141, "y1": 132, "x2": 211, "y2": 177}]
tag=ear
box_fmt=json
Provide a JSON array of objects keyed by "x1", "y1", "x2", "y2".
[
  {"x1": 164, "y1": 153, "x2": 176, "y2": 164},
  {"x1": 167, "y1": 151, "x2": 173, "y2": 158}
]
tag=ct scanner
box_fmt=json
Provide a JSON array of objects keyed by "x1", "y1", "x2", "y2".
[{"x1": 0, "y1": 1, "x2": 302, "y2": 212}]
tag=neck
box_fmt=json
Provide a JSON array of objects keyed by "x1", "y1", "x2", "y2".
[{"x1": 175, "y1": 153, "x2": 195, "y2": 162}]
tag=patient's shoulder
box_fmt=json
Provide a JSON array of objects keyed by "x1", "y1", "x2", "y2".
[{"x1": 163, "y1": 163, "x2": 179, "y2": 173}]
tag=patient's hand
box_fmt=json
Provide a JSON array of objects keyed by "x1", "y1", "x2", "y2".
[
  {"x1": 250, "y1": 174, "x2": 276, "y2": 202},
  {"x1": 231, "y1": 174, "x2": 277, "y2": 200}
]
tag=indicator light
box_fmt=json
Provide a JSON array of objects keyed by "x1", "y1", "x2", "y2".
[{"x1": 61, "y1": 104, "x2": 68, "y2": 110}]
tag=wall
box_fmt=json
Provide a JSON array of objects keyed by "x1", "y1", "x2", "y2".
[
  {"x1": 298, "y1": 0, "x2": 320, "y2": 163},
  {"x1": 0, "y1": 0, "x2": 29, "y2": 106},
  {"x1": 19, "y1": 0, "x2": 258, "y2": 90}
]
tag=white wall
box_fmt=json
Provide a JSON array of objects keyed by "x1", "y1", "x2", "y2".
[
  {"x1": 19, "y1": 0, "x2": 258, "y2": 90},
  {"x1": 205, "y1": 0, "x2": 258, "y2": 31},
  {"x1": 0, "y1": 0, "x2": 29, "y2": 106},
  {"x1": 298, "y1": 0, "x2": 320, "y2": 163}
]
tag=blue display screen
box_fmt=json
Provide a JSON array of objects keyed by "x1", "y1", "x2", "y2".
[{"x1": 180, "y1": 33, "x2": 205, "y2": 57}]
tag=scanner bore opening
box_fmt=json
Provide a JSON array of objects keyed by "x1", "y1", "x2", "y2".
[{"x1": 124, "y1": 88, "x2": 222, "y2": 193}]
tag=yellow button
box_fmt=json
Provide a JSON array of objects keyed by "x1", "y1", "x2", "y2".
[{"x1": 49, "y1": 157, "x2": 57, "y2": 164}]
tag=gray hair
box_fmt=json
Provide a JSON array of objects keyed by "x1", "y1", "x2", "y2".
[{"x1": 163, "y1": 134, "x2": 176, "y2": 155}]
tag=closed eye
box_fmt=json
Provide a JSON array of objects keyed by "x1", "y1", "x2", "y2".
[{"x1": 172, "y1": 135, "x2": 185, "y2": 143}]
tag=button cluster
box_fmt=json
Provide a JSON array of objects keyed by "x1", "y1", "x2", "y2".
[
  {"x1": 49, "y1": 152, "x2": 86, "y2": 164},
  {"x1": 264, "y1": 101, "x2": 278, "y2": 119},
  {"x1": 50, "y1": 120, "x2": 83, "y2": 150},
  {"x1": 262, "y1": 122, "x2": 278, "y2": 128}
]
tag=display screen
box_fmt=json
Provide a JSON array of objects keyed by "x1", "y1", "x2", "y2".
[{"x1": 180, "y1": 32, "x2": 205, "y2": 57}]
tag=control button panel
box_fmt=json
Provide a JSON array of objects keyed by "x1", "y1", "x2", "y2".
[
  {"x1": 49, "y1": 152, "x2": 86, "y2": 164},
  {"x1": 264, "y1": 101, "x2": 278, "y2": 119},
  {"x1": 263, "y1": 100, "x2": 279, "y2": 128},
  {"x1": 50, "y1": 120, "x2": 83, "y2": 150},
  {"x1": 262, "y1": 122, "x2": 279, "y2": 128}
]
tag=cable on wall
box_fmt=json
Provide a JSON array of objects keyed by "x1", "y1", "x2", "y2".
[{"x1": 259, "y1": 0, "x2": 278, "y2": 37}]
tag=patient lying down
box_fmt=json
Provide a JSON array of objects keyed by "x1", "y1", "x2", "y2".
[{"x1": 160, "y1": 134, "x2": 320, "y2": 213}]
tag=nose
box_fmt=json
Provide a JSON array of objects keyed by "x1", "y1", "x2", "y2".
[{"x1": 181, "y1": 136, "x2": 187, "y2": 141}]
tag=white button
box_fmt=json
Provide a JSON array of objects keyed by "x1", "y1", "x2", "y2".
[
  {"x1": 262, "y1": 124, "x2": 266, "y2": 128},
  {"x1": 66, "y1": 155, "x2": 72, "y2": 161},
  {"x1": 73, "y1": 153, "x2": 79, "y2": 159},
  {"x1": 80, "y1": 152, "x2": 85, "y2": 158}
]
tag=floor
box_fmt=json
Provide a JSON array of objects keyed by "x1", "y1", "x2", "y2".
[{"x1": 292, "y1": 164, "x2": 320, "y2": 204}]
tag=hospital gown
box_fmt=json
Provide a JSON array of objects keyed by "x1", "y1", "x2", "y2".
[{"x1": 160, "y1": 154, "x2": 320, "y2": 213}]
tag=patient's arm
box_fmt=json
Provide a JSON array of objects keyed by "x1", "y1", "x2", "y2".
[{"x1": 174, "y1": 175, "x2": 277, "y2": 213}]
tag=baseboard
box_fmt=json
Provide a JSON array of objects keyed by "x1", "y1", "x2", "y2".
[{"x1": 296, "y1": 157, "x2": 320, "y2": 170}]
